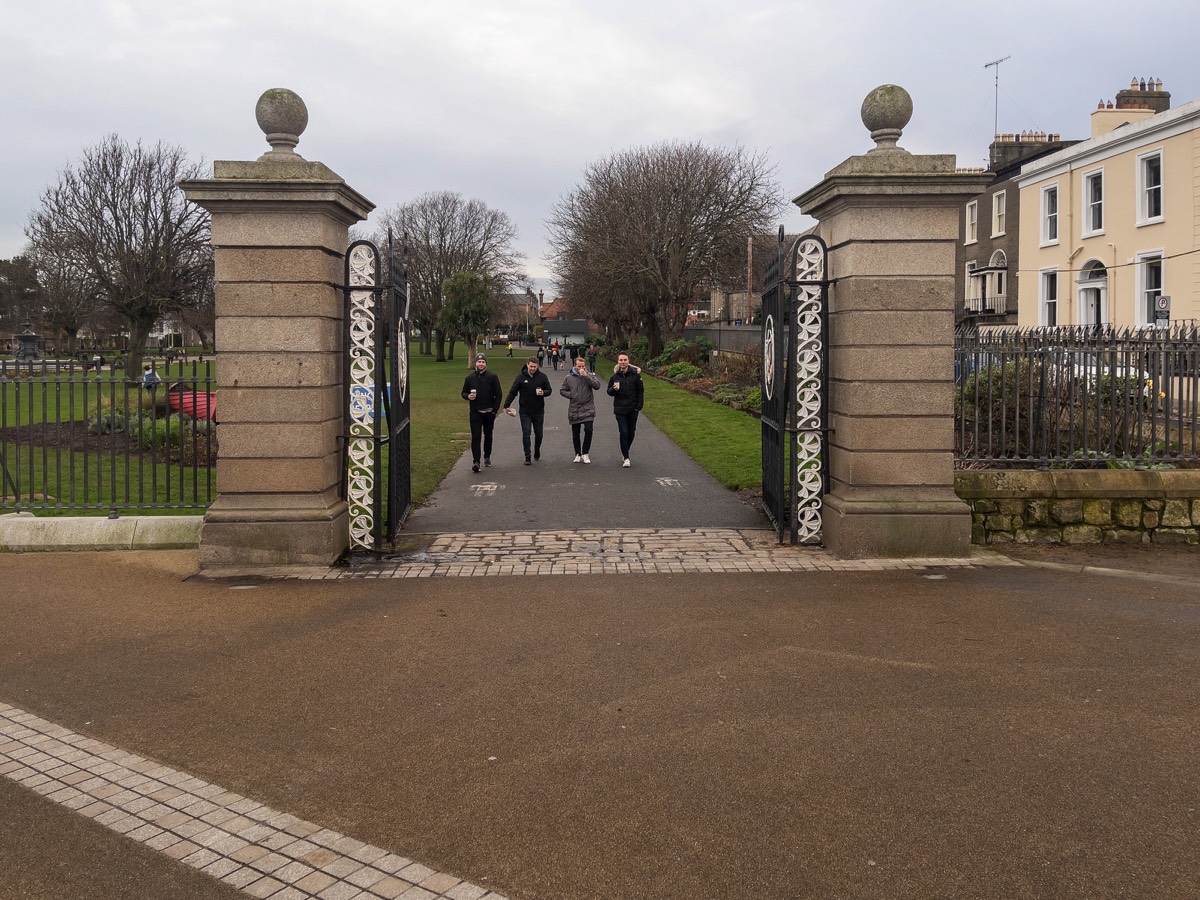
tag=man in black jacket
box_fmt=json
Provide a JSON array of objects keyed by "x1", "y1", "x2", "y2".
[
  {"x1": 461, "y1": 353, "x2": 503, "y2": 472},
  {"x1": 503, "y1": 356, "x2": 553, "y2": 464},
  {"x1": 606, "y1": 352, "x2": 644, "y2": 468}
]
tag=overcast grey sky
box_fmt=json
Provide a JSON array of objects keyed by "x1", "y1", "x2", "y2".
[{"x1": 3, "y1": 0, "x2": 1198, "y2": 293}]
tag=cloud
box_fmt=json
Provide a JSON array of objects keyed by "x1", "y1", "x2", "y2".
[{"x1": 3, "y1": 0, "x2": 1199, "y2": 293}]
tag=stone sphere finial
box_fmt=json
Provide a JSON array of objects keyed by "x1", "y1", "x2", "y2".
[
  {"x1": 860, "y1": 84, "x2": 913, "y2": 153},
  {"x1": 255, "y1": 89, "x2": 309, "y2": 161}
]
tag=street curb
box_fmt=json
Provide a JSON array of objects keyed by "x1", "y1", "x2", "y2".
[
  {"x1": 0, "y1": 514, "x2": 202, "y2": 552},
  {"x1": 1006, "y1": 555, "x2": 1195, "y2": 588}
]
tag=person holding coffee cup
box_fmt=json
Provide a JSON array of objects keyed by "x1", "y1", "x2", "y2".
[
  {"x1": 503, "y1": 356, "x2": 553, "y2": 464},
  {"x1": 606, "y1": 352, "x2": 644, "y2": 468},
  {"x1": 461, "y1": 353, "x2": 503, "y2": 472}
]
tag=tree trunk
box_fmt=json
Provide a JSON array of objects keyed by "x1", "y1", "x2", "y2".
[
  {"x1": 435, "y1": 328, "x2": 446, "y2": 362},
  {"x1": 645, "y1": 316, "x2": 663, "y2": 360},
  {"x1": 125, "y1": 316, "x2": 156, "y2": 381}
]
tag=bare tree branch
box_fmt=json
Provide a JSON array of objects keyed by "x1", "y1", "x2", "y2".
[
  {"x1": 25, "y1": 134, "x2": 211, "y2": 378},
  {"x1": 547, "y1": 141, "x2": 784, "y2": 356},
  {"x1": 372, "y1": 192, "x2": 526, "y2": 361}
]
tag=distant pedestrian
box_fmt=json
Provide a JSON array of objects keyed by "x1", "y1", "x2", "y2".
[
  {"x1": 606, "y1": 352, "x2": 644, "y2": 468},
  {"x1": 504, "y1": 356, "x2": 552, "y2": 464},
  {"x1": 551, "y1": 346, "x2": 560, "y2": 371},
  {"x1": 461, "y1": 353, "x2": 503, "y2": 472},
  {"x1": 587, "y1": 344, "x2": 598, "y2": 371},
  {"x1": 142, "y1": 364, "x2": 160, "y2": 389},
  {"x1": 536, "y1": 344, "x2": 545, "y2": 367},
  {"x1": 560, "y1": 356, "x2": 601, "y2": 464},
  {"x1": 506, "y1": 341, "x2": 514, "y2": 357}
]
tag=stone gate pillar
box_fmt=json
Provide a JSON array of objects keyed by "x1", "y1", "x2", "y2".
[
  {"x1": 794, "y1": 86, "x2": 990, "y2": 559},
  {"x1": 182, "y1": 89, "x2": 374, "y2": 568}
]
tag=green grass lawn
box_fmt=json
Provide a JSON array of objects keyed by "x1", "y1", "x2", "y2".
[
  {"x1": 640, "y1": 375, "x2": 761, "y2": 491},
  {"x1": 0, "y1": 360, "x2": 216, "y2": 426}
]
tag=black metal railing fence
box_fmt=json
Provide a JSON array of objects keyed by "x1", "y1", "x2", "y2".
[
  {"x1": 955, "y1": 323, "x2": 1199, "y2": 468},
  {"x1": 0, "y1": 358, "x2": 216, "y2": 514}
]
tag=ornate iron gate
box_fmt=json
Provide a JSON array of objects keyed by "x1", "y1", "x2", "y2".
[
  {"x1": 760, "y1": 228, "x2": 829, "y2": 544},
  {"x1": 342, "y1": 232, "x2": 411, "y2": 551}
]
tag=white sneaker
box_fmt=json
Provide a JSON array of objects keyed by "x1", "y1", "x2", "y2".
[
  {"x1": 582, "y1": 454, "x2": 591, "y2": 464},
  {"x1": 573, "y1": 454, "x2": 582, "y2": 463},
  {"x1": 622, "y1": 458, "x2": 631, "y2": 468}
]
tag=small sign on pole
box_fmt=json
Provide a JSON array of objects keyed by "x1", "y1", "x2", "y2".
[{"x1": 1154, "y1": 294, "x2": 1171, "y2": 329}]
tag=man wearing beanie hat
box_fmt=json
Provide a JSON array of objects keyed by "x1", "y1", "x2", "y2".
[{"x1": 461, "y1": 353, "x2": 503, "y2": 472}]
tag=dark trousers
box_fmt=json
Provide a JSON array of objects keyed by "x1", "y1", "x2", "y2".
[
  {"x1": 520, "y1": 412, "x2": 544, "y2": 459},
  {"x1": 469, "y1": 410, "x2": 495, "y2": 463},
  {"x1": 615, "y1": 411, "x2": 638, "y2": 459},
  {"x1": 571, "y1": 420, "x2": 594, "y2": 455}
]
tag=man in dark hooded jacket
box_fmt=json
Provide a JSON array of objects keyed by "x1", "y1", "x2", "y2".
[{"x1": 606, "y1": 352, "x2": 644, "y2": 467}]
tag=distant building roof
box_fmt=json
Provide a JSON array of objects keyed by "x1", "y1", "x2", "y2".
[{"x1": 539, "y1": 299, "x2": 567, "y2": 320}]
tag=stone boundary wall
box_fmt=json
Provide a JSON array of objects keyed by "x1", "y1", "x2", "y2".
[{"x1": 956, "y1": 470, "x2": 1200, "y2": 545}]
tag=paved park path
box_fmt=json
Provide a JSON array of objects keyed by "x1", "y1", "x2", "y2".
[{"x1": 403, "y1": 367, "x2": 767, "y2": 534}]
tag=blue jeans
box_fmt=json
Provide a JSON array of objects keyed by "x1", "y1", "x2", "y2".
[
  {"x1": 520, "y1": 412, "x2": 544, "y2": 459},
  {"x1": 614, "y1": 411, "x2": 638, "y2": 459}
]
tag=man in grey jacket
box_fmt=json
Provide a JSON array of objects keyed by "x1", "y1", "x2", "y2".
[{"x1": 559, "y1": 356, "x2": 602, "y2": 463}]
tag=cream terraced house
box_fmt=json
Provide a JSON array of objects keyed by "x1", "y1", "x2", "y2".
[{"x1": 1016, "y1": 83, "x2": 1199, "y2": 329}]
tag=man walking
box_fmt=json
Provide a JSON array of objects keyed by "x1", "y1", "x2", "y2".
[
  {"x1": 461, "y1": 353, "x2": 503, "y2": 472},
  {"x1": 560, "y1": 356, "x2": 602, "y2": 464},
  {"x1": 503, "y1": 356, "x2": 552, "y2": 464},
  {"x1": 606, "y1": 352, "x2": 644, "y2": 468}
]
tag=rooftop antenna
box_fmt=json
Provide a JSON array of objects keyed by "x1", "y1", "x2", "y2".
[{"x1": 984, "y1": 55, "x2": 1011, "y2": 138}]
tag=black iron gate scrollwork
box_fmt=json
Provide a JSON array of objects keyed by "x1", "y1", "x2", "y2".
[
  {"x1": 760, "y1": 227, "x2": 829, "y2": 544},
  {"x1": 342, "y1": 231, "x2": 412, "y2": 551}
]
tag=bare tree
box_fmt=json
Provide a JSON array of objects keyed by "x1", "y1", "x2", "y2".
[
  {"x1": 372, "y1": 191, "x2": 526, "y2": 361},
  {"x1": 29, "y1": 244, "x2": 99, "y2": 354},
  {"x1": 547, "y1": 141, "x2": 784, "y2": 357},
  {"x1": 25, "y1": 134, "x2": 211, "y2": 379},
  {"x1": 174, "y1": 245, "x2": 216, "y2": 352},
  {"x1": 0, "y1": 255, "x2": 42, "y2": 337}
]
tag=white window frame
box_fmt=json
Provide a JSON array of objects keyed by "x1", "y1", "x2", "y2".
[
  {"x1": 964, "y1": 261, "x2": 981, "y2": 311},
  {"x1": 1039, "y1": 268, "x2": 1059, "y2": 327},
  {"x1": 1136, "y1": 149, "x2": 1164, "y2": 226},
  {"x1": 965, "y1": 201, "x2": 978, "y2": 244},
  {"x1": 987, "y1": 250, "x2": 1007, "y2": 313},
  {"x1": 991, "y1": 190, "x2": 1006, "y2": 237},
  {"x1": 1040, "y1": 184, "x2": 1059, "y2": 246},
  {"x1": 1082, "y1": 169, "x2": 1104, "y2": 237},
  {"x1": 1136, "y1": 250, "x2": 1164, "y2": 327}
]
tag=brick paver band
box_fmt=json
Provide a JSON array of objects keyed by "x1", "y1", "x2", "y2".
[
  {"x1": 0, "y1": 703, "x2": 508, "y2": 900},
  {"x1": 202, "y1": 528, "x2": 1021, "y2": 580}
]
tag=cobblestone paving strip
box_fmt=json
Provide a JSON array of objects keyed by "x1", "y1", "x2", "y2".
[
  {"x1": 205, "y1": 528, "x2": 1022, "y2": 580},
  {"x1": 0, "y1": 704, "x2": 508, "y2": 900}
]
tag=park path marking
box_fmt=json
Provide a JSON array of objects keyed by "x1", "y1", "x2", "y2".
[
  {"x1": 467, "y1": 483, "x2": 505, "y2": 497},
  {"x1": 0, "y1": 702, "x2": 509, "y2": 900}
]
